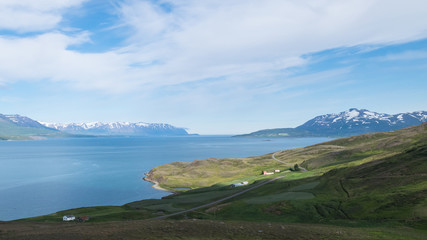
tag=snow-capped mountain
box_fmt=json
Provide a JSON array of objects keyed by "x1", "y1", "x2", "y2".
[
  {"x1": 297, "y1": 108, "x2": 427, "y2": 135},
  {"x1": 236, "y1": 108, "x2": 427, "y2": 137},
  {"x1": 0, "y1": 114, "x2": 55, "y2": 130},
  {"x1": 39, "y1": 121, "x2": 189, "y2": 136},
  {"x1": 0, "y1": 114, "x2": 65, "y2": 140},
  {"x1": 0, "y1": 113, "x2": 189, "y2": 139}
]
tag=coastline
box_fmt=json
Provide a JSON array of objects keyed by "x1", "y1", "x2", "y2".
[{"x1": 142, "y1": 176, "x2": 175, "y2": 193}]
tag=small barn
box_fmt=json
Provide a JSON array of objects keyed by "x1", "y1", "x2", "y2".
[
  {"x1": 274, "y1": 169, "x2": 281, "y2": 173},
  {"x1": 262, "y1": 171, "x2": 274, "y2": 175},
  {"x1": 63, "y1": 215, "x2": 75, "y2": 221},
  {"x1": 77, "y1": 216, "x2": 90, "y2": 222}
]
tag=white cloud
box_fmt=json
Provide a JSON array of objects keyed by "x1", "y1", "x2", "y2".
[
  {"x1": 0, "y1": 0, "x2": 87, "y2": 32},
  {"x1": 0, "y1": 0, "x2": 427, "y2": 95},
  {"x1": 0, "y1": 32, "x2": 144, "y2": 93},
  {"x1": 112, "y1": 0, "x2": 427, "y2": 90}
]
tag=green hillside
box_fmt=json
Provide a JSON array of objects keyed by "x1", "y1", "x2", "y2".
[
  {"x1": 188, "y1": 143, "x2": 426, "y2": 225},
  {"x1": 146, "y1": 122, "x2": 427, "y2": 190},
  {"x1": 136, "y1": 123, "x2": 427, "y2": 227}
]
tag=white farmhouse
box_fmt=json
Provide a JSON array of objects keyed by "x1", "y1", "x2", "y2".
[
  {"x1": 63, "y1": 215, "x2": 75, "y2": 221},
  {"x1": 262, "y1": 171, "x2": 274, "y2": 175}
]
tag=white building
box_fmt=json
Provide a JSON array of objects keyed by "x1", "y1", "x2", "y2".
[{"x1": 63, "y1": 215, "x2": 75, "y2": 221}]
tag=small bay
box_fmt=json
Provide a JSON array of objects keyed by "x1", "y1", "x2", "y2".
[{"x1": 0, "y1": 136, "x2": 330, "y2": 220}]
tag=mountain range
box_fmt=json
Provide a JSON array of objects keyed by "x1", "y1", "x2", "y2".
[
  {"x1": 0, "y1": 114, "x2": 189, "y2": 140},
  {"x1": 40, "y1": 122, "x2": 189, "y2": 136},
  {"x1": 236, "y1": 108, "x2": 427, "y2": 137},
  {"x1": 2, "y1": 109, "x2": 426, "y2": 140}
]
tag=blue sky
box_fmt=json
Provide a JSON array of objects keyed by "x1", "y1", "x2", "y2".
[{"x1": 0, "y1": 0, "x2": 426, "y2": 134}]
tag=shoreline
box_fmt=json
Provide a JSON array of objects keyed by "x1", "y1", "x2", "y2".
[{"x1": 142, "y1": 176, "x2": 176, "y2": 193}]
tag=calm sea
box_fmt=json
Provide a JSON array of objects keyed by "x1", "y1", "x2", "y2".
[{"x1": 0, "y1": 136, "x2": 330, "y2": 220}]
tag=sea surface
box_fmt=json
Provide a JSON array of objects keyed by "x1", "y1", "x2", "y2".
[{"x1": 0, "y1": 136, "x2": 330, "y2": 221}]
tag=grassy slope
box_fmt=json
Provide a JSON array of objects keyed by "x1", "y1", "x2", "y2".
[
  {"x1": 146, "y1": 123, "x2": 426, "y2": 190},
  {"x1": 141, "y1": 123, "x2": 426, "y2": 229},
  {"x1": 145, "y1": 156, "x2": 286, "y2": 190},
  {"x1": 13, "y1": 123, "x2": 427, "y2": 239},
  {"x1": 0, "y1": 119, "x2": 68, "y2": 140},
  {"x1": 196, "y1": 143, "x2": 427, "y2": 225},
  {"x1": 4, "y1": 220, "x2": 420, "y2": 240}
]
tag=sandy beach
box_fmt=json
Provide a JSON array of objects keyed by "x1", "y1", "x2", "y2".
[{"x1": 142, "y1": 176, "x2": 175, "y2": 193}]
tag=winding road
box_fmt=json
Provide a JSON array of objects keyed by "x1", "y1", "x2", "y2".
[
  {"x1": 272, "y1": 151, "x2": 288, "y2": 164},
  {"x1": 272, "y1": 151, "x2": 307, "y2": 171},
  {"x1": 153, "y1": 176, "x2": 284, "y2": 219}
]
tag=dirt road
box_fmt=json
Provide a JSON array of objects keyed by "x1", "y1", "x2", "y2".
[{"x1": 154, "y1": 176, "x2": 284, "y2": 219}]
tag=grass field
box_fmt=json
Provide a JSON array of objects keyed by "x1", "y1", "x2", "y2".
[
  {"x1": 145, "y1": 123, "x2": 426, "y2": 191},
  {"x1": 5, "y1": 219, "x2": 427, "y2": 240}
]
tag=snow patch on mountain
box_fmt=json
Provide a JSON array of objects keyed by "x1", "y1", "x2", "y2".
[{"x1": 344, "y1": 109, "x2": 359, "y2": 120}]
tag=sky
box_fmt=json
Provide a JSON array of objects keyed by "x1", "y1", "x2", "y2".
[{"x1": 0, "y1": 0, "x2": 426, "y2": 134}]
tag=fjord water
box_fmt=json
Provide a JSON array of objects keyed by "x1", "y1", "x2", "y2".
[{"x1": 0, "y1": 136, "x2": 329, "y2": 221}]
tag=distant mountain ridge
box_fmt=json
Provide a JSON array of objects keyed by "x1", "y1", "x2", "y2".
[
  {"x1": 0, "y1": 114, "x2": 189, "y2": 140},
  {"x1": 236, "y1": 108, "x2": 427, "y2": 137},
  {"x1": 39, "y1": 121, "x2": 189, "y2": 136},
  {"x1": 0, "y1": 114, "x2": 65, "y2": 140}
]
